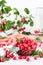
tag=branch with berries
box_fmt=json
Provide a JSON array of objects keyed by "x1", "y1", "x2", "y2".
[{"x1": 0, "y1": 0, "x2": 34, "y2": 36}]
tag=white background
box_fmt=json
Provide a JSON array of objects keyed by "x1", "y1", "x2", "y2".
[{"x1": 0, "y1": 0, "x2": 43, "y2": 65}]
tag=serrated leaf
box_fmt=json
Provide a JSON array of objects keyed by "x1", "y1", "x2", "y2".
[
  {"x1": 35, "y1": 37, "x2": 41, "y2": 43},
  {"x1": 13, "y1": 8, "x2": 19, "y2": 15},
  {"x1": 22, "y1": 31, "x2": 31, "y2": 35},
  {"x1": 24, "y1": 8, "x2": 30, "y2": 14}
]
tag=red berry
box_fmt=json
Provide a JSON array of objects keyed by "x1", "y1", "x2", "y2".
[
  {"x1": 34, "y1": 56, "x2": 37, "y2": 60},
  {"x1": 3, "y1": 48, "x2": 7, "y2": 51},
  {"x1": 18, "y1": 56, "x2": 22, "y2": 59},
  {"x1": 31, "y1": 45, "x2": 36, "y2": 50},
  {"x1": 19, "y1": 27, "x2": 25, "y2": 31},
  {"x1": 6, "y1": 50, "x2": 10, "y2": 55},
  {"x1": 38, "y1": 54, "x2": 42, "y2": 58},
  {"x1": 0, "y1": 58, "x2": 5, "y2": 62},
  {"x1": 10, "y1": 53, "x2": 14, "y2": 58},
  {"x1": 26, "y1": 57, "x2": 30, "y2": 61},
  {"x1": 20, "y1": 18, "x2": 25, "y2": 23},
  {"x1": 34, "y1": 30, "x2": 39, "y2": 34},
  {"x1": 23, "y1": 56, "x2": 27, "y2": 59},
  {"x1": 6, "y1": 54, "x2": 10, "y2": 58},
  {"x1": 0, "y1": 28, "x2": 2, "y2": 32},
  {"x1": 13, "y1": 26, "x2": 17, "y2": 30},
  {"x1": 13, "y1": 56, "x2": 16, "y2": 60},
  {"x1": 0, "y1": 13, "x2": 2, "y2": 17},
  {"x1": 1, "y1": 19, "x2": 6, "y2": 24},
  {"x1": 21, "y1": 45, "x2": 25, "y2": 50}
]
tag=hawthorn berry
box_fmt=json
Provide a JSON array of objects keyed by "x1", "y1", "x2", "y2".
[
  {"x1": 0, "y1": 58, "x2": 5, "y2": 62},
  {"x1": 0, "y1": 28, "x2": 2, "y2": 32},
  {"x1": 38, "y1": 54, "x2": 42, "y2": 58},
  {"x1": 34, "y1": 30, "x2": 39, "y2": 34},
  {"x1": 10, "y1": 53, "x2": 14, "y2": 58},
  {"x1": 0, "y1": 13, "x2": 2, "y2": 17},
  {"x1": 13, "y1": 56, "x2": 16, "y2": 60},
  {"x1": 20, "y1": 18, "x2": 25, "y2": 23},
  {"x1": 26, "y1": 57, "x2": 30, "y2": 61},
  {"x1": 18, "y1": 56, "x2": 22, "y2": 59},
  {"x1": 19, "y1": 27, "x2": 25, "y2": 31},
  {"x1": 13, "y1": 26, "x2": 17, "y2": 30},
  {"x1": 34, "y1": 56, "x2": 37, "y2": 60},
  {"x1": 23, "y1": 56, "x2": 27, "y2": 59}
]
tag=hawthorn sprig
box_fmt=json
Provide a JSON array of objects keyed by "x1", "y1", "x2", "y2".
[{"x1": 0, "y1": 0, "x2": 34, "y2": 35}]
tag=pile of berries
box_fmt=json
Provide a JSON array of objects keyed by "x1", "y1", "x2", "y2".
[{"x1": 14, "y1": 37, "x2": 37, "y2": 56}]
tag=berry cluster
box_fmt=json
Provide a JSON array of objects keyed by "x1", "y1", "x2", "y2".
[
  {"x1": 0, "y1": 49, "x2": 30, "y2": 62},
  {"x1": 0, "y1": 46, "x2": 43, "y2": 62},
  {"x1": 14, "y1": 37, "x2": 37, "y2": 55}
]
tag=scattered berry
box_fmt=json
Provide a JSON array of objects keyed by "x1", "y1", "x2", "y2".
[
  {"x1": 0, "y1": 28, "x2": 2, "y2": 32},
  {"x1": 23, "y1": 56, "x2": 27, "y2": 59},
  {"x1": 34, "y1": 30, "x2": 39, "y2": 34},
  {"x1": 38, "y1": 54, "x2": 42, "y2": 58},
  {"x1": 26, "y1": 57, "x2": 30, "y2": 61},
  {"x1": 18, "y1": 56, "x2": 22, "y2": 59},
  {"x1": 13, "y1": 56, "x2": 16, "y2": 60},
  {"x1": 13, "y1": 26, "x2": 17, "y2": 30},
  {"x1": 10, "y1": 53, "x2": 14, "y2": 58},
  {"x1": 34, "y1": 56, "x2": 37, "y2": 60},
  {"x1": 0, "y1": 58, "x2": 5, "y2": 62},
  {"x1": 19, "y1": 27, "x2": 25, "y2": 31}
]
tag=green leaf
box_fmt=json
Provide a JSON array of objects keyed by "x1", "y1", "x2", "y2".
[
  {"x1": 4, "y1": 6, "x2": 12, "y2": 13},
  {"x1": 16, "y1": 38, "x2": 21, "y2": 42},
  {"x1": 35, "y1": 37, "x2": 41, "y2": 43},
  {"x1": 17, "y1": 20, "x2": 23, "y2": 27},
  {"x1": 0, "y1": 24, "x2": 5, "y2": 31},
  {"x1": 32, "y1": 50, "x2": 43, "y2": 56},
  {"x1": 22, "y1": 31, "x2": 31, "y2": 35},
  {"x1": 23, "y1": 20, "x2": 28, "y2": 24},
  {"x1": 24, "y1": 8, "x2": 30, "y2": 14},
  {"x1": 4, "y1": 57, "x2": 10, "y2": 61},
  {"x1": 5, "y1": 20, "x2": 13, "y2": 31},
  {"x1": 13, "y1": 8, "x2": 19, "y2": 15},
  {"x1": 1, "y1": 8, "x2": 5, "y2": 14},
  {"x1": 30, "y1": 18, "x2": 34, "y2": 26},
  {"x1": 0, "y1": 0, "x2": 6, "y2": 6},
  {"x1": 32, "y1": 50, "x2": 39, "y2": 56},
  {"x1": 0, "y1": 56, "x2": 4, "y2": 58},
  {"x1": 12, "y1": 21, "x2": 15, "y2": 26},
  {"x1": 0, "y1": 36, "x2": 6, "y2": 39},
  {"x1": 2, "y1": 24, "x2": 5, "y2": 31}
]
